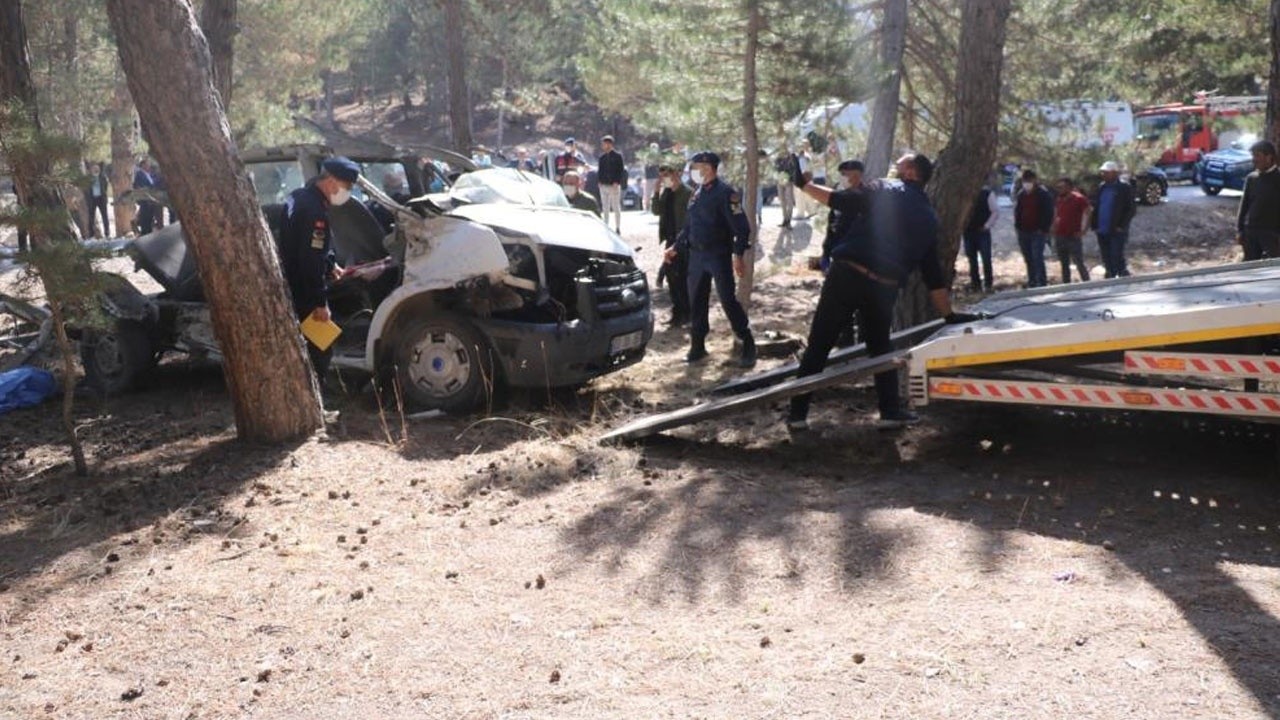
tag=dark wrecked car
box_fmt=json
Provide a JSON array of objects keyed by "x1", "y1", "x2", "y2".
[{"x1": 81, "y1": 144, "x2": 653, "y2": 412}]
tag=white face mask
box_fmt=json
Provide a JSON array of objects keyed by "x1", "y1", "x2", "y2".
[
  {"x1": 1022, "y1": 182, "x2": 1034, "y2": 192},
  {"x1": 328, "y1": 187, "x2": 352, "y2": 206},
  {"x1": 562, "y1": 184, "x2": 578, "y2": 198},
  {"x1": 690, "y1": 169, "x2": 705, "y2": 186}
]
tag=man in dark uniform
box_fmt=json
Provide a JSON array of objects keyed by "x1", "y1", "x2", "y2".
[
  {"x1": 821, "y1": 160, "x2": 868, "y2": 348},
  {"x1": 278, "y1": 156, "x2": 361, "y2": 385},
  {"x1": 654, "y1": 163, "x2": 693, "y2": 327},
  {"x1": 664, "y1": 151, "x2": 757, "y2": 367},
  {"x1": 786, "y1": 152, "x2": 976, "y2": 431},
  {"x1": 820, "y1": 159, "x2": 866, "y2": 269}
]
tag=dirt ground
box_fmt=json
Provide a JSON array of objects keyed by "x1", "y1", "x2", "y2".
[{"x1": 3, "y1": 192, "x2": 1280, "y2": 719}]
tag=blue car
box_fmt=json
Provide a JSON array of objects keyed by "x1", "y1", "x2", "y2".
[{"x1": 1198, "y1": 146, "x2": 1253, "y2": 196}]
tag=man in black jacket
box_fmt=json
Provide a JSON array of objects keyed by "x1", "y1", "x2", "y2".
[
  {"x1": 596, "y1": 135, "x2": 626, "y2": 233},
  {"x1": 1236, "y1": 140, "x2": 1280, "y2": 261},
  {"x1": 653, "y1": 164, "x2": 693, "y2": 326},
  {"x1": 1013, "y1": 169, "x2": 1054, "y2": 288},
  {"x1": 1090, "y1": 161, "x2": 1136, "y2": 278}
]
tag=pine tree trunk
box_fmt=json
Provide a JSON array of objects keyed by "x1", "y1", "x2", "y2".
[
  {"x1": 1269, "y1": 0, "x2": 1280, "y2": 144},
  {"x1": 105, "y1": 0, "x2": 323, "y2": 442},
  {"x1": 863, "y1": 0, "x2": 906, "y2": 180},
  {"x1": 109, "y1": 66, "x2": 137, "y2": 235},
  {"x1": 200, "y1": 0, "x2": 236, "y2": 110},
  {"x1": 737, "y1": 0, "x2": 762, "y2": 308},
  {"x1": 897, "y1": 0, "x2": 1011, "y2": 328},
  {"x1": 443, "y1": 0, "x2": 473, "y2": 153},
  {"x1": 0, "y1": 0, "x2": 89, "y2": 475}
]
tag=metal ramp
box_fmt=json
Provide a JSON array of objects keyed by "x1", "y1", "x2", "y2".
[
  {"x1": 599, "y1": 260, "x2": 1280, "y2": 443},
  {"x1": 711, "y1": 319, "x2": 942, "y2": 397},
  {"x1": 598, "y1": 351, "x2": 906, "y2": 444}
]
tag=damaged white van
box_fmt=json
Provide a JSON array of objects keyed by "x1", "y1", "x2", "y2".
[{"x1": 83, "y1": 144, "x2": 653, "y2": 412}]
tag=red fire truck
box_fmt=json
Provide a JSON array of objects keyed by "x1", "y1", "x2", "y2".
[{"x1": 1134, "y1": 93, "x2": 1267, "y2": 181}]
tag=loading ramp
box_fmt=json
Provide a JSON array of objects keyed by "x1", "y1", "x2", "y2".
[{"x1": 600, "y1": 260, "x2": 1280, "y2": 444}]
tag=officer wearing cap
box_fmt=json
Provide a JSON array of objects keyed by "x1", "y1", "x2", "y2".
[
  {"x1": 663, "y1": 151, "x2": 757, "y2": 367},
  {"x1": 786, "y1": 152, "x2": 976, "y2": 432},
  {"x1": 278, "y1": 155, "x2": 360, "y2": 383},
  {"x1": 821, "y1": 159, "x2": 866, "y2": 268}
]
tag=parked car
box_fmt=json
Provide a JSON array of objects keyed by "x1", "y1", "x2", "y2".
[
  {"x1": 81, "y1": 144, "x2": 653, "y2": 412},
  {"x1": 1132, "y1": 166, "x2": 1169, "y2": 205},
  {"x1": 1197, "y1": 145, "x2": 1253, "y2": 196}
]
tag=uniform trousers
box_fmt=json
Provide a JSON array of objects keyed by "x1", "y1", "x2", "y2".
[
  {"x1": 789, "y1": 261, "x2": 899, "y2": 420},
  {"x1": 687, "y1": 249, "x2": 750, "y2": 344}
]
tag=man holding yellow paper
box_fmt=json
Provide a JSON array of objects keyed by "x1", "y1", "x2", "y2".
[{"x1": 278, "y1": 156, "x2": 360, "y2": 385}]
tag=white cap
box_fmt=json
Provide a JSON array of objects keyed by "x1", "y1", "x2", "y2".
[{"x1": 1098, "y1": 161, "x2": 1120, "y2": 172}]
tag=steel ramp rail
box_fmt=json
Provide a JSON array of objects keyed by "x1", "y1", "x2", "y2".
[
  {"x1": 599, "y1": 350, "x2": 907, "y2": 444},
  {"x1": 710, "y1": 320, "x2": 943, "y2": 397}
]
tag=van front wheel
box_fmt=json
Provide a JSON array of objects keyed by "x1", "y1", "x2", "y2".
[{"x1": 391, "y1": 315, "x2": 496, "y2": 413}]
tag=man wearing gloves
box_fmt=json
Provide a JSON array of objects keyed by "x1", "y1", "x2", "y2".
[{"x1": 785, "y1": 152, "x2": 979, "y2": 432}]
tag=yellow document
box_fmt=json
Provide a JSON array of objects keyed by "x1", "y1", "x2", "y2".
[{"x1": 300, "y1": 315, "x2": 342, "y2": 351}]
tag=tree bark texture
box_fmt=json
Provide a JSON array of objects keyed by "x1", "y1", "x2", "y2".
[
  {"x1": 105, "y1": 0, "x2": 323, "y2": 442},
  {"x1": 0, "y1": 0, "x2": 89, "y2": 474},
  {"x1": 199, "y1": 0, "x2": 237, "y2": 110},
  {"x1": 109, "y1": 66, "x2": 137, "y2": 234},
  {"x1": 863, "y1": 0, "x2": 906, "y2": 180},
  {"x1": 1269, "y1": 0, "x2": 1280, "y2": 145},
  {"x1": 443, "y1": 0, "x2": 473, "y2": 153},
  {"x1": 898, "y1": 0, "x2": 1011, "y2": 327},
  {"x1": 737, "y1": 0, "x2": 761, "y2": 308}
]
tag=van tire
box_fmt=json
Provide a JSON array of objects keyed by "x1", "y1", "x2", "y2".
[
  {"x1": 390, "y1": 314, "x2": 496, "y2": 413},
  {"x1": 1201, "y1": 185, "x2": 1222, "y2": 196},
  {"x1": 81, "y1": 320, "x2": 154, "y2": 395}
]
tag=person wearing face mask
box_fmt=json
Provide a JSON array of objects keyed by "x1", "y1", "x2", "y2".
[
  {"x1": 785, "y1": 152, "x2": 977, "y2": 432},
  {"x1": 277, "y1": 156, "x2": 360, "y2": 386},
  {"x1": 663, "y1": 151, "x2": 757, "y2": 367},
  {"x1": 1013, "y1": 168, "x2": 1055, "y2": 288},
  {"x1": 561, "y1": 170, "x2": 601, "y2": 216},
  {"x1": 554, "y1": 137, "x2": 586, "y2": 182},
  {"x1": 652, "y1": 164, "x2": 693, "y2": 327}
]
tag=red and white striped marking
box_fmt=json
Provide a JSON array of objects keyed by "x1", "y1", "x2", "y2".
[
  {"x1": 1124, "y1": 351, "x2": 1280, "y2": 379},
  {"x1": 928, "y1": 377, "x2": 1280, "y2": 418}
]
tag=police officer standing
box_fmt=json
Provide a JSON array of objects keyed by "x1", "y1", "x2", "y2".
[
  {"x1": 278, "y1": 156, "x2": 361, "y2": 385},
  {"x1": 664, "y1": 151, "x2": 757, "y2": 367},
  {"x1": 786, "y1": 152, "x2": 976, "y2": 431}
]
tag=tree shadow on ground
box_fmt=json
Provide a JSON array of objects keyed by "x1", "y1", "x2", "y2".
[
  {"x1": 557, "y1": 396, "x2": 1280, "y2": 715},
  {"x1": 0, "y1": 365, "x2": 307, "y2": 623}
]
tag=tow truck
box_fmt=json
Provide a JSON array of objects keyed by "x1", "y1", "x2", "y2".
[
  {"x1": 1134, "y1": 93, "x2": 1267, "y2": 181},
  {"x1": 601, "y1": 261, "x2": 1280, "y2": 444}
]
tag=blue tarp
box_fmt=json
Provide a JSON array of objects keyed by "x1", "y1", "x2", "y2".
[{"x1": 0, "y1": 367, "x2": 57, "y2": 415}]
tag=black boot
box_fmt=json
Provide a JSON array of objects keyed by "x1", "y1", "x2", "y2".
[
  {"x1": 738, "y1": 332, "x2": 757, "y2": 368},
  {"x1": 686, "y1": 339, "x2": 709, "y2": 363}
]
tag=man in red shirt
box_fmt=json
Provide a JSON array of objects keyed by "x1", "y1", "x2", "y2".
[{"x1": 1051, "y1": 177, "x2": 1091, "y2": 283}]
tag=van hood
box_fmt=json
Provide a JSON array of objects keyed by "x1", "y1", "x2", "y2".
[{"x1": 447, "y1": 203, "x2": 633, "y2": 258}]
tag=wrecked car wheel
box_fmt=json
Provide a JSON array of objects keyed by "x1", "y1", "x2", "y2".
[
  {"x1": 81, "y1": 320, "x2": 154, "y2": 394},
  {"x1": 392, "y1": 315, "x2": 496, "y2": 412}
]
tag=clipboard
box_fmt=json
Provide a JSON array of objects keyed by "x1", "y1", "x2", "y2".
[{"x1": 300, "y1": 315, "x2": 342, "y2": 351}]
